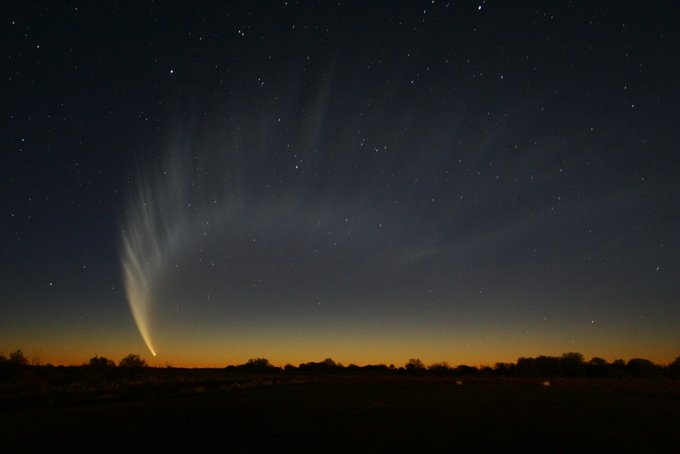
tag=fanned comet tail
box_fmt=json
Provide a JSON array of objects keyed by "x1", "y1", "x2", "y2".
[{"x1": 120, "y1": 152, "x2": 191, "y2": 357}]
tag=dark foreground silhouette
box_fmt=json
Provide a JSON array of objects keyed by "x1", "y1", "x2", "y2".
[
  {"x1": 2, "y1": 351, "x2": 680, "y2": 452},
  {"x1": 2, "y1": 352, "x2": 680, "y2": 451},
  {"x1": 2, "y1": 377, "x2": 680, "y2": 452}
]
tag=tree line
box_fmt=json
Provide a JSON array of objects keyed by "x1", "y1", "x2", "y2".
[
  {"x1": 3, "y1": 349, "x2": 680, "y2": 379},
  {"x1": 0, "y1": 350, "x2": 146, "y2": 369},
  {"x1": 227, "y1": 353, "x2": 680, "y2": 379}
]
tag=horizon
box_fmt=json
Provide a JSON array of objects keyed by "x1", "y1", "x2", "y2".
[{"x1": 7, "y1": 347, "x2": 679, "y2": 370}]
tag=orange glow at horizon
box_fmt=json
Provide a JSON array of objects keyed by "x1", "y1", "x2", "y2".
[
  {"x1": 14, "y1": 330, "x2": 680, "y2": 369},
  {"x1": 3, "y1": 302, "x2": 678, "y2": 368}
]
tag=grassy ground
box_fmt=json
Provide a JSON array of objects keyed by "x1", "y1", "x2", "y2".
[{"x1": 2, "y1": 376, "x2": 679, "y2": 452}]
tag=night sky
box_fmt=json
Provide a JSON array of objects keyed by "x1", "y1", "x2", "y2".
[{"x1": 3, "y1": 1, "x2": 679, "y2": 367}]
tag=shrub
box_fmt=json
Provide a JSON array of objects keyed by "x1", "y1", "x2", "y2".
[
  {"x1": 668, "y1": 356, "x2": 680, "y2": 379},
  {"x1": 405, "y1": 358, "x2": 426, "y2": 373},
  {"x1": 9, "y1": 349, "x2": 28, "y2": 366},
  {"x1": 88, "y1": 356, "x2": 116, "y2": 368},
  {"x1": 242, "y1": 358, "x2": 278, "y2": 372},
  {"x1": 119, "y1": 354, "x2": 147, "y2": 368}
]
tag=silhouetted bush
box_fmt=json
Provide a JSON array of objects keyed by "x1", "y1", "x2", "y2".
[
  {"x1": 453, "y1": 365, "x2": 479, "y2": 376},
  {"x1": 298, "y1": 358, "x2": 344, "y2": 373},
  {"x1": 9, "y1": 349, "x2": 28, "y2": 366},
  {"x1": 119, "y1": 354, "x2": 147, "y2": 368},
  {"x1": 0, "y1": 349, "x2": 29, "y2": 381},
  {"x1": 88, "y1": 356, "x2": 116, "y2": 369},
  {"x1": 509, "y1": 353, "x2": 638, "y2": 377},
  {"x1": 428, "y1": 362, "x2": 451, "y2": 375},
  {"x1": 607, "y1": 359, "x2": 627, "y2": 378},
  {"x1": 405, "y1": 358, "x2": 426, "y2": 374},
  {"x1": 493, "y1": 362, "x2": 515, "y2": 376},
  {"x1": 559, "y1": 352, "x2": 585, "y2": 377},
  {"x1": 586, "y1": 357, "x2": 609, "y2": 377},
  {"x1": 668, "y1": 356, "x2": 680, "y2": 379},
  {"x1": 323, "y1": 358, "x2": 343, "y2": 368},
  {"x1": 240, "y1": 358, "x2": 279, "y2": 373},
  {"x1": 360, "y1": 364, "x2": 390, "y2": 373},
  {"x1": 83, "y1": 356, "x2": 117, "y2": 382},
  {"x1": 516, "y1": 357, "x2": 537, "y2": 377},
  {"x1": 626, "y1": 358, "x2": 661, "y2": 378},
  {"x1": 0, "y1": 354, "x2": 8, "y2": 381},
  {"x1": 534, "y1": 356, "x2": 561, "y2": 377}
]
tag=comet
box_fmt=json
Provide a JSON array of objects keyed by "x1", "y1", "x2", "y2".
[{"x1": 120, "y1": 149, "x2": 193, "y2": 357}]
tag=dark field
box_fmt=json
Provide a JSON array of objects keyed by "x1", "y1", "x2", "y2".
[{"x1": 2, "y1": 376, "x2": 680, "y2": 453}]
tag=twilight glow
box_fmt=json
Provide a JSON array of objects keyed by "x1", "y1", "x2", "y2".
[{"x1": 3, "y1": 2, "x2": 679, "y2": 368}]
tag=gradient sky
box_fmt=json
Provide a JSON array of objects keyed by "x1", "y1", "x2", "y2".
[{"x1": 2, "y1": 1, "x2": 679, "y2": 368}]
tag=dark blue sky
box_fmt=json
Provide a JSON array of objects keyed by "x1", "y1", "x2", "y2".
[{"x1": 2, "y1": 1, "x2": 679, "y2": 366}]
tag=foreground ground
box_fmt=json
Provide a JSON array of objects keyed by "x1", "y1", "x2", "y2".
[{"x1": 2, "y1": 377, "x2": 679, "y2": 452}]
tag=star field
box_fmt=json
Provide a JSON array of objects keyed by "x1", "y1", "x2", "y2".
[{"x1": 2, "y1": 1, "x2": 679, "y2": 367}]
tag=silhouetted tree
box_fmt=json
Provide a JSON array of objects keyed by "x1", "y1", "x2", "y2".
[
  {"x1": 246, "y1": 357, "x2": 270, "y2": 367},
  {"x1": 0, "y1": 353, "x2": 8, "y2": 380},
  {"x1": 9, "y1": 349, "x2": 28, "y2": 366},
  {"x1": 428, "y1": 362, "x2": 451, "y2": 375},
  {"x1": 242, "y1": 358, "x2": 277, "y2": 372},
  {"x1": 560, "y1": 352, "x2": 585, "y2": 377},
  {"x1": 586, "y1": 357, "x2": 609, "y2": 377},
  {"x1": 88, "y1": 356, "x2": 116, "y2": 369},
  {"x1": 0, "y1": 350, "x2": 29, "y2": 381},
  {"x1": 453, "y1": 365, "x2": 479, "y2": 376},
  {"x1": 513, "y1": 353, "x2": 587, "y2": 377},
  {"x1": 84, "y1": 356, "x2": 117, "y2": 382},
  {"x1": 322, "y1": 358, "x2": 343, "y2": 369},
  {"x1": 479, "y1": 366, "x2": 494, "y2": 377},
  {"x1": 119, "y1": 354, "x2": 146, "y2": 368},
  {"x1": 405, "y1": 358, "x2": 426, "y2": 374},
  {"x1": 361, "y1": 364, "x2": 390, "y2": 373},
  {"x1": 516, "y1": 357, "x2": 537, "y2": 377},
  {"x1": 607, "y1": 359, "x2": 627, "y2": 377},
  {"x1": 626, "y1": 358, "x2": 660, "y2": 378},
  {"x1": 535, "y1": 355, "x2": 561, "y2": 376},
  {"x1": 298, "y1": 358, "x2": 343, "y2": 373},
  {"x1": 493, "y1": 362, "x2": 515, "y2": 376},
  {"x1": 668, "y1": 356, "x2": 680, "y2": 379}
]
